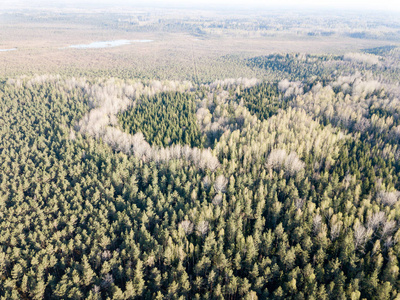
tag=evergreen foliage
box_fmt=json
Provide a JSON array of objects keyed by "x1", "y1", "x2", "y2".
[
  {"x1": 1, "y1": 52, "x2": 400, "y2": 299},
  {"x1": 238, "y1": 82, "x2": 284, "y2": 121},
  {"x1": 118, "y1": 92, "x2": 205, "y2": 148}
]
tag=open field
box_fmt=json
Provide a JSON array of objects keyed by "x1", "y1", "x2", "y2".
[{"x1": 1, "y1": 9, "x2": 399, "y2": 81}]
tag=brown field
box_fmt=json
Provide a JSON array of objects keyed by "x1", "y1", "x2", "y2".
[{"x1": 1, "y1": 10, "x2": 399, "y2": 81}]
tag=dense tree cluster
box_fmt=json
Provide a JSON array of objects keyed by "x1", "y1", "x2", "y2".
[
  {"x1": 1, "y1": 50, "x2": 400, "y2": 299},
  {"x1": 237, "y1": 82, "x2": 284, "y2": 121},
  {"x1": 246, "y1": 52, "x2": 400, "y2": 85},
  {"x1": 118, "y1": 92, "x2": 205, "y2": 148},
  {"x1": 246, "y1": 54, "x2": 341, "y2": 82}
]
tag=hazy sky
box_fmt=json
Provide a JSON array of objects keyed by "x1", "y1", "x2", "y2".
[
  {"x1": 2, "y1": 0, "x2": 400, "y2": 12},
  {"x1": 145, "y1": 0, "x2": 399, "y2": 11}
]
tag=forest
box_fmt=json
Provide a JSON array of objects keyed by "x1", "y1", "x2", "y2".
[
  {"x1": 1, "y1": 3, "x2": 400, "y2": 299},
  {"x1": 0, "y1": 47, "x2": 400, "y2": 299}
]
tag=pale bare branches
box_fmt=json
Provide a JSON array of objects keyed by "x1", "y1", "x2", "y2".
[
  {"x1": 209, "y1": 78, "x2": 260, "y2": 90},
  {"x1": 266, "y1": 149, "x2": 305, "y2": 176},
  {"x1": 354, "y1": 223, "x2": 371, "y2": 250},
  {"x1": 313, "y1": 214, "x2": 322, "y2": 235},
  {"x1": 212, "y1": 193, "x2": 223, "y2": 206},
  {"x1": 330, "y1": 223, "x2": 342, "y2": 241},
  {"x1": 382, "y1": 220, "x2": 397, "y2": 238},
  {"x1": 196, "y1": 221, "x2": 209, "y2": 236},
  {"x1": 354, "y1": 211, "x2": 398, "y2": 249},
  {"x1": 329, "y1": 214, "x2": 343, "y2": 241},
  {"x1": 267, "y1": 149, "x2": 287, "y2": 171},
  {"x1": 285, "y1": 152, "x2": 306, "y2": 176},
  {"x1": 343, "y1": 52, "x2": 381, "y2": 65},
  {"x1": 294, "y1": 198, "x2": 305, "y2": 210},
  {"x1": 278, "y1": 79, "x2": 304, "y2": 99},
  {"x1": 377, "y1": 190, "x2": 399, "y2": 207},
  {"x1": 366, "y1": 211, "x2": 386, "y2": 232},
  {"x1": 179, "y1": 220, "x2": 194, "y2": 235},
  {"x1": 352, "y1": 79, "x2": 382, "y2": 97},
  {"x1": 202, "y1": 176, "x2": 211, "y2": 189},
  {"x1": 74, "y1": 79, "x2": 220, "y2": 171},
  {"x1": 214, "y1": 175, "x2": 228, "y2": 193}
]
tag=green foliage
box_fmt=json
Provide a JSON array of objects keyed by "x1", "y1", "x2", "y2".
[
  {"x1": 247, "y1": 53, "x2": 341, "y2": 82},
  {"x1": 363, "y1": 45, "x2": 398, "y2": 56},
  {"x1": 118, "y1": 91, "x2": 205, "y2": 148},
  {"x1": 238, "y1": 82, "x2": 284, "y2": 121},
  {"x1": 1, "y1": 52, "x2": 400, "y2": 300}
]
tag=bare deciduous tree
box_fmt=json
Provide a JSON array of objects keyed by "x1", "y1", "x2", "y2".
[
  {"x1": 313, "y1": 214, "x2": 322, "y2": 235},
  {"x1": 285, "y1": 152, "x2": 305, "y2": 176},
  {"x1": 92, "y1": 285, "x2": 101, "y2": 295},
  {"x1": 196, "y1": 221, "x2": 209, "y2": 236},
  {"x1": 212, "y1": 193, "x2": 223, "y2": 206},
  {"x1": 377, "y1": 190, "x2": 399, "y2": 207},
  {"x1": 202, "y1": 176, "x2": 211, "y2": 190},
  {"x1": 278, "y1": 79, "x2": 304, "y2": 98},
  {"x1": 295, "y1": 198, "x2": 304, "y2": 210},
  {"x1": 354, "y1": 223, "x2": 371, "y2": 249},
  {"x1": 101, "y1": 250, "x2": 112, "y2": 261},
  {"x1": 214, "y1": 175, "x2": 228, "y2": 193},
  {"x1": 267, "y1": 149, "x2": 304, "y2": 176},
  {"x1": 330, "y1": 223, "x2": 342, "y2": 241},
  {"x1": 343, "y1": 52, "x2": 380, "y2": 65},
  {"x1": 343, "y1": 173, "x2": 352, "y2": 190},
  {"x1": 179, "y1": 220, "x2": 194, "y2": 235},
  {"x1": 382, "y1": 220, "x2": 397, "y2": 237},
  {"x1": 367, "y1": 211, "x2": 386, "y2": 231},
  {"x1": 267, "y1": 149, "x2": 287, "y2": 170},
  {"x1": 384, "y1": 236, "x2": 394, "y2": 249},
  {"x1": 76, "y1": 79, "x2": 221, "y2": 171}
]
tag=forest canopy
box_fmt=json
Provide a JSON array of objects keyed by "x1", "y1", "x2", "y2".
[{"x1": 1, "y1": 39, "x2": 400, "y2": 300}]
